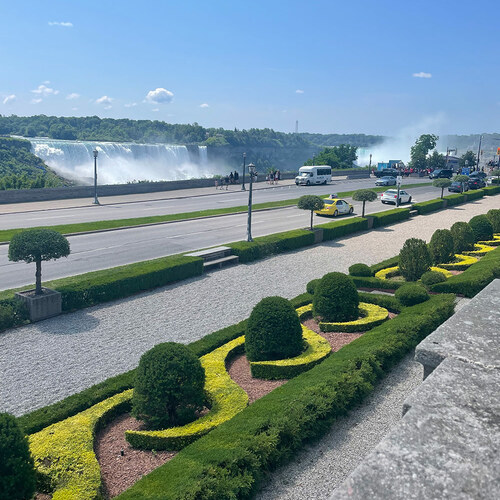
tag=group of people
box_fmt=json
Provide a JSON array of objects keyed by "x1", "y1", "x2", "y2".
[
  {"x1": 266, "y1": 170, "x2": 280, "y2": 184},
  {"x1": 215, "y1": 170, "x2": 239, "y2": 190}
]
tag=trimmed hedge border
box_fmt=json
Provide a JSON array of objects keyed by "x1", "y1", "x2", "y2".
[
  {"x1": 438, "y1": 254, "x2": 478, "y2": 271},
  {"x1": 413, "y1": 198, "x2": 444, "y2": 214},
  {"x1": 429, "y1": 245, "x2": 500, "y2": 297},
  {"x1": 125, "y1": 336, "x2": 248, "y2": 451},
  {"x1": 249, "y1": 327, "x2": 331, "y2": 380},
  {"x1": 483, "y1": 185, "x2": 500, "y2": 195},
  {"x1": 465, "y1": 189, "x2": 485, "y2": 201},
  {"x1": 369, "y1": 208, "x2": 411, "y2": 227},
  {"x1": 443, "y1": 193, "x2": 465, "y2": 206},
  {"x1": 463, "y1": 243, "x2": 496, "y2": 256},
  {"x1": 116, "y1": 293, "x2": 456, "y2": 500},
  {"x1": 318, "y1": 303, "x2": 389, "y2": 333},
  {"x1": 317, "y1": 217, "x2": 368, "y2": 241}
]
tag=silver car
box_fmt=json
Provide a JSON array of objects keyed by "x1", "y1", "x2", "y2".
[
  {"x1": 375, "y1": 176, "x2": 396, "y2": 186},
  {"x1": 381, "y1": 189, "x2": 412, "y2": 204}
]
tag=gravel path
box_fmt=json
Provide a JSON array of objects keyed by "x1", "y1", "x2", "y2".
[
  {"x1": 254, "y1": 353, "x2": 422, "y2": 500},
  {"x1": 0, "y1": 197, "x2": 497, "y2": 416}
]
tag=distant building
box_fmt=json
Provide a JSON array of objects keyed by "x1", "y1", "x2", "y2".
[
  {"x1": 445, "y1": 155, "x2": 460, "y2": 171},
  {"x1": 377, "y1": 160, "x2": 405, "y2": 170}
]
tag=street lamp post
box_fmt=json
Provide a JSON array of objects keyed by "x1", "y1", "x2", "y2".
[
  {"x1": 93, "y1": 149, "x2": 100, "y2": 205},
  {"x1": 247, "y1": 163, "x2": 256, "y2": 242},
  {"x1": 241, "y1": 152, "x2": 246, "y2": 191},
  {"x1": 476, "y1": 134, "x2": 483, "y2": 171}
]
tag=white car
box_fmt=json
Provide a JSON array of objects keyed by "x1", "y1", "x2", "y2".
[{"x1": 381, "y1": 189, "x2": 412, "y2": 205}]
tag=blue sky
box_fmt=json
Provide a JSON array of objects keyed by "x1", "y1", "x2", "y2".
[{"x1": 1, "y1": 0, "x2": 498, "y2": 136}]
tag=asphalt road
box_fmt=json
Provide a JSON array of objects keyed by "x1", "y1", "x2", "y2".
[
  {"x1": 0, "y1": 177, "x2": 431, "y2": 230},
  {"x1": 1, "y1": 183, "x2": 442, "y2": 291}
]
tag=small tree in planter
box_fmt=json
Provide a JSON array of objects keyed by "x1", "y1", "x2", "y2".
[
  {"x1": 297, "y1": 195, "x2": 324, "y2": 230},
  {"x1": 313, "y1": 272, "x2": 359, "y2": 322},
  {"x1": 352, "y1": 189, "x2": 378, "y2": 217},
  {"x1": 432, "y1": 178, "x2": 451, "y2": 198},
  {"x1": 8, "y1": 229, "x2": 70, "y2": 295},
  {"x1": 0, "y1": 412, "x2": 36, "y2": 500},
  {"x1": 399, "y1": 238, "x2": 431, "y2": 281}
]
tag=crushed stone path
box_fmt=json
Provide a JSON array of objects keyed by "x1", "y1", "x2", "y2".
[{"x1": 0, "y1": 196, "x2": 497, "y2": 416}]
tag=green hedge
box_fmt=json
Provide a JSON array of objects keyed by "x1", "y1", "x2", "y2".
[
  {"x1": 412, "y1": 199, "x2": 444, "y2": 214},
  {"x1": 465, "y1": 189, "x2": 485, "y2": 201},
  {"x1": 483, "y1": 185, "x2": 500, "y2": 195},
  {"x1": 317, "y1": 217, "x2": 368, "y2": 241},
  {"x1": 429, "y1": 245, "x2": 500, "y2": 297},
  {"x1": 369, "y1": 208, "x2": 411, "y2": 228},
  {"x1": 443, "y1": 193, "x2": 465, "y2": 206},
  {"x1": 117, "y1": 294, "x2": 455, "y2": 500},
  {"x1": 351, "y1": 275, "x2": 404, "y2": 290},
  {"x1": 357, "y1": 291, "x2": 402, "y2": 312},
  {"x1": 228, "y1": 229, "x2": 315, "y2": 263},
  {"x1": 370, "y1": 255, "x2": 400, "y2": 274},
  {"x1": 0, "y1": 298, "x2": 29, "y2": 331}
]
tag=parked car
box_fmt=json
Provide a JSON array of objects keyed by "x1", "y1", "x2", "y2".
[
  {"x1": 487, "y1": 176, "x2": 499, "y2": 185},
  {"x1": 380, "y1": 189, "x2": 412, "y2": 205},
  {"x1": 429, "y1": 169, "x2": 453, "y2": 179},
  {"x1": 467, "y1": 178, "x2": 486, "y2": 189},
  {"x1": 374, "y1": 168, "x2": 399, "y2": 178},
  {"x1": 448, "y1": 181, "x2": 469, "y2": 193},
  {"x1": 469, "y1": 171, "x2": 487, "y2": 179},
  {"x1": 315, "y1": 198, "x2": 354, "y2": 217},
  {"x1": 375, "y1": 176, "x2": 397, "y2": 186}
]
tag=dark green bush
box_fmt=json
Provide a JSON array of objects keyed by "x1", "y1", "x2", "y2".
[
  {"x1": 450, "y1": 221, "x2": 476, "y2": 253},
  {"x1": 306, "y1": 278, "x2": 320, "y2": 295},
  {"x1": 229, "y1": 229, "x2": 315, "y2": 263},
  {"x1": 413, "y1": 199, "x2": 444, "y2": 214},
  {"x1": 0, "y1": 298, "x2": 29, "y2": 332},
  {"x1": 429, "y1": 229, "x2": 455, "y2": 264},
  {"x1": 421, "y1": 270, "x2": 447, "y2": 286},
  {"x1": 313, "y1": 272, "x2": 359, "y2": 322},
  {"x1": 245, "y1": 296, "x2": 303, "y2": 362},
  {"x1": 132, "y1": 343, "x2": 205, "y2": 429},
  {"x1": 0, "y1": 413, "x2": 36, "y2": 500},
  {"x1": 465, "y1": 189, "x2": 484, "y2": 201},
  {"x1": 486, "y1": 209, "x2": 500, "y2": 233},
  {"x1": 395, "y1": 283, "x2": 429, "y2": 306},
  {"x1": 369, "y1": 208, "x2": 410, "y2": 228},
  {"x1": 468, "y1": 215, "x2": 493, "y2": 242},
  {"x1": 443, "y1": 193, "x2": 465, "y2": 206},
  {"x1": 317, "y1": 217, "x2": 368, "y2": 241},
  {"x1": 348, "y1": 263, "x2": 373, "y2": 277},
  {"x1": 399, "y1": 238, "x2": 431, "y2": 281}
]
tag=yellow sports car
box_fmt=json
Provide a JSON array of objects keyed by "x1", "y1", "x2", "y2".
[{"x1": 315, "y1": 198, "x2": 354, "y2": 217}]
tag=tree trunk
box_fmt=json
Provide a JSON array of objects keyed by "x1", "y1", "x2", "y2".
[
  {"x1": 35, "y1": 259, "x2": 42, "y2": 295},
  {"x1": 441, "y1": 187, "x2": 444, "y2": 199},
  {"x1": 310, "y1": 210, "x2": 313, "y2": 231},
  {"x1": 362, "y1": 201, "x2": 366, "y2": 218}
]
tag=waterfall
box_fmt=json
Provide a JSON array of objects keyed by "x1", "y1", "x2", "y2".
[{"x1": 29, "y1": 138, "x2": 215, "y2": 185}]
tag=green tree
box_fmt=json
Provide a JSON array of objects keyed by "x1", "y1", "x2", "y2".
[
  {"x1": 313, "y1": 272, "x2": 359, "y2": 322},
  {"x1": 432, "y1": 178, "x2": 452, "y2": 198},
  {"x1": 458, "y1": 151, "x2": 477, "y2": 169},
  {"x1": 297, "y1": 195, "x2": 324, "y2": 230},
  {"x1": 453, "y1": 174, "x2": 469, "y2": 193},
  {"x1": 409, "y1": 134, "x2": 438, "y2": 171},
  {"x1": 8, "y1": 229, "x2": 70, "y2": 295},
  {"x1": 428, "y1": 150, "x2": 446, "y2": 170},
  {"x1": 352, "y1": 189, "x2": 378, "y2": 217},
  {"x1": 304, "y1": 145, "x2": 358, "y2": 169},
  {"x1": 0, "y1": 412, "x2": 36, "y2": 500},
  {"x1": 399, "y1": 238, "x2": 431, "y2": 281}
]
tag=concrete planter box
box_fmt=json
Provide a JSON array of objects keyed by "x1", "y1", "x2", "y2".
[
  {"x1": 15, "y1": 288, "x2": 62, "y2": 322},
  {"x1": 311, "y1": 228, "x2": 324, "y2": 244},
  {"x1": 365, "y1": 216, "x2": 374, "y2": 229}
]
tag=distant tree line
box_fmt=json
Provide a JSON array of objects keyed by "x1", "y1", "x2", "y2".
[{"x1": 303, "y1": 144, "x2": 358, "y2": 169}]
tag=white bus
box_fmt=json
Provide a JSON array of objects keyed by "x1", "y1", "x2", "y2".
[{"x1": 295, "y1": 165, "x2": 332, "y2": 185}]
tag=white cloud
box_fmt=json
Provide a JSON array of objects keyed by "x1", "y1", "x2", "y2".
[
  {"x1": 104, "y1": 105, "x2": 112, "y2": 110},
  {"x1": 42, "y1": 80, "x2": 51, "y2": 84},
  {"x1": 152, "y1": 108, "x2": 160, "y2": 112},
  {"x1": 146, "y1": 88, "x2": 174, "y2": 104},
  {"x1": 96, "y1": 95, "x2": 113, "y2": 105},
  {"x1": 412, "y1": 72, "x2": 432, "y2": 78},
  {"x1": 32, "y1": 84, "x2": 59, "y2": 96},
  {"x1": 66, "y1": 93, "x2": 80, "y2": 100},
  {"x1": 72, "y1": 107, "x2": 78, "y2": 111},
  {"x1": 48, "y1": 21, "x2": 73, "y2": 27},
  {"x1": 295, "y1": 89, "x2": 304, "y2": 94},
  {"x1": 3, "y1": 94, "x2": 16, "y2": 105},
  {"x1": 124, "y1": 102, "x2": 137, "y2": 108},
  {"x1": 199, "y1": 103, "x2": 209, "y2": 108},
  {"x1": 31, "y1": 98, "x2": 43, "y2": 104}
]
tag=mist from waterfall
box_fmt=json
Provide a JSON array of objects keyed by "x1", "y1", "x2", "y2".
[{"x1": 30, "y1": 138, "x2": 217, "y2": 185}]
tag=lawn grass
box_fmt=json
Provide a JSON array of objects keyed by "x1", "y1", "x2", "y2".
[{"x1": 0, "y1": 183, "x2": 430, "y2": 242}]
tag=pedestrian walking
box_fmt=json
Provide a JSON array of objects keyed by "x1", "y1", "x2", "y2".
[
  {"x1": 215, "y1": 178, "x2": 219, "y2": 190},
  {"x1": 234, "y1": 171, "x2": 239, "y2": 183},
  {"x1": 229, "y1": 172, "x2": 234, "y2": 184},
  {"x1": 224, "y1": 175, "x2": 229, "y2": 189}
]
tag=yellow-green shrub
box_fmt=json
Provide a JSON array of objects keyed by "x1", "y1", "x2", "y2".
[
  {"x1": 249, "y1": 326, "x2": 331, "y2": 379},
  {"x1": 125, "y1": 336, "x2": 248, "y2": 450},
  {"x1": 29, "y1": 389, "x2": 133, "y2": 500},
  {"x1": 375, "y1": 266, "x2": 452, "y2": 280},
  {"x1": 319, "y1": 302, "x2": 389, "y2": 332},
  {"x1": 463, "y1": 243, "x2": 496, "y2": 256},
  {"x1": 438, "y1": 254, "x2": 478, "y2": 270}
]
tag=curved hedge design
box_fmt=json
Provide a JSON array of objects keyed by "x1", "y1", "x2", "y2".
[
  {"x1": 375, "y1": 266, "x2": 452, "y2": 280},
  {"x1": 319, "y1": 302, "x2": 389, "y2": 332},
  {"x1": 438, "y1": 254, "x2": 478, "y2": 271},
  {"x1": 478, "y1": 234, "x2": 500, "y2": 247},
  {"x1": 29, "y1": 389, "x2": 133, "y2": 500},
  {"x1": 249, "y1": 326, "x2": 331, "y2": 380},
  {"x1": 126, "y1": 336, "x2": 248, "y2": 450},
  {"x1": 463, "y1": 243, "x2": 496, "y2": 256}
]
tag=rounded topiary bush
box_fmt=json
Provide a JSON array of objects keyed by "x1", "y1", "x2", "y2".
[
  {"x1": 399, "y1": 238, "x2": 431, "y2": 281},
  {"x1": 348, "y1": 263, "x2": 373, "y2": 277},
  {"x1": 468, "y1": 215, "x2": 493, "y2": 242},
  {"x1": 421, "y1": 270, "x2": 447, "y2": 287},
  {"x1": 450, "y1": 221, "x2": 475, "y2": 253},
  {"x1": 395, "y1": 283, "x2": 429, "y2": 306},
  {"x1": 245, "y1": 296, "x2": 303, "y2": 362},
  {"x1": 486, "y1": 209, "x2": 500, "y2": 233},
  {"x1": 132, "y1": 342, "x2": 205, "y2": 429},
  {"x1": 313, "y1": 272, "x2": 359, "y2": 322},
  {"x1": 306, "y1": 278, "x2": 320, "y2": 295},
  {"x1": 0, "y1": 412, "x2": 36, "y2": 500},
  {"x1": 429, "y1": 229, "x2": 455, "y2": 265}
]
